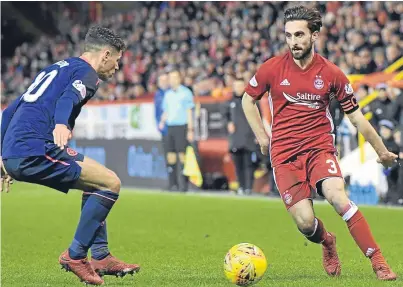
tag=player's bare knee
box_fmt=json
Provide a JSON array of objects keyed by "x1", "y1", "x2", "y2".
[
  {"x1": 330, "y1": 194, "x2": 350, "y2": 214},
  {"x1": 178, "y1": 152, "x2": 185, "y2": 163},
  {"x1": 106, "y1": 171, "x2": 121, "y2": 193},
  {"x1": 324, "y1": 189, "x2": 349, "y2": 213},
  {"x1": 167, "y1": 152, "x2": 177, "y2": 165},
  {"x1": 293, "y1": 214, "x2": 315, "y2": 235},
  {"x1": 296, "y1": 218, "x2": 316, "y2": 235}
]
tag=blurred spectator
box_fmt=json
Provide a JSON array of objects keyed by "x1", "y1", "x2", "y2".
[
  {"x1": 356, "y1": 48, "x2": 377, "y2": 74},
  {"x1": 2, "y1": 1, "x2": 402, "y2": 104},
  {"x1": 154, "y1": 72, "x2": 170, "y2": 178},
  {"x1": 389, "y1": 90, "x2": 403, "y2": 142},
  {"x1": 355, "y1": 84, "x2": 370, "y2": 101},
  {"x1": 378, "y1": 120, "x2": 401, "y2": 205},
  {"x1": 154, "y1": 72, "x2": 169, "y2": 139},
  {"x1": 225, "y1": 78, "x2": 257, "y2": 195},
  {"x1": 365, "y1": 83, "x2": 393, "y2": 131},
  {"x1": 373, "y1": 48, "x2": 389, "y2": 72},
  {"x1": 329, "y1": 98, "x2": 345, "y2": 148},
  {"x1": 386, "y1": 45, "x2": 402, "y2": 66}
]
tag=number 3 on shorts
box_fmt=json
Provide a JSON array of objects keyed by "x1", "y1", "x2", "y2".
[{"x1": 326, "y1": 159, "x2": 338, "y2": 174}]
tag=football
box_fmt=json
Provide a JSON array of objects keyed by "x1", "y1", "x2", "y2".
[{"x1": 224, "y1": 243, "x2": 267, "y2": 286}]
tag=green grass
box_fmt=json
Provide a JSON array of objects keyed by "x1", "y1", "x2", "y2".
[{"x1": 1, "y1": 183, "x2": 403, "y2": 287}]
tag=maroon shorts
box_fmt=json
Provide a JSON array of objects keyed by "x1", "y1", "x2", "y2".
[{"x1": 273, "y1": 149, "x2": 343, "y2": 209}]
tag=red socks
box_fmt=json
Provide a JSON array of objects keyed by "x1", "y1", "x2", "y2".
[
  {"x1": 304, "y1": 218, "x2": 332, "y2": 246},
  {"x1": 342, "y1": 202, "x2": 381, "y2": 260}
]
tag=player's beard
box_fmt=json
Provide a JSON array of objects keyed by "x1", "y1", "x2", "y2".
[
  {"x1": 98, "y1": 72, "x2": 113, "y2": 82},
  {"x1": 291, "y1": 41, "x2": 313, "y2": 61}
]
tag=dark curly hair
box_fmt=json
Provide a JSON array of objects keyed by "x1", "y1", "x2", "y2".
[
  {"x1": 84, "y1": 26, "x2": 126, "y2": 53},
  {"x1": 284, "y1": 6, "x2": 323, "y2": 33}
]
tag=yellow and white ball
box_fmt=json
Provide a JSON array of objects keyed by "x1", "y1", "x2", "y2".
[{"x1": 224, "y1": 243, "x2": 267, "y2": 286}]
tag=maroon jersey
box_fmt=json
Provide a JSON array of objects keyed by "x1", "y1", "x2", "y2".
[{"x1": 245, "y1": 52, "x2": 359, "y2": 167}]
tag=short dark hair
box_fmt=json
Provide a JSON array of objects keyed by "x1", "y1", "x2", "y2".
[
  {"x1": 84, "y1": 26, "x2": 126, "y2": 53},
  {"x1": 284, "y1": 6, "x2": 322, "y2": 33}
]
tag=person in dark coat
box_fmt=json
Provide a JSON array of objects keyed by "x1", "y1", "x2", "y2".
[
  {"x1": 365, "y1": 84, "x2": 393, "y2": 131},
  {"x1": 378, "y1": 119, "x2": 401, "y2": 205},
  {"x1": 225, "y1": 78, "x2": 258, "y2": 195}
]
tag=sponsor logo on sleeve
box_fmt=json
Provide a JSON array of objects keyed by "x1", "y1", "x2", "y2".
[
  {"x1": 249, "y1": 75, "x2": 258, "y2": 87},
  {"x1": 344, "y1": 83, "x2": 354, "y2": 95},
  {"x1": 72, "y1": 80, "x2": 87, "y2": 98}
]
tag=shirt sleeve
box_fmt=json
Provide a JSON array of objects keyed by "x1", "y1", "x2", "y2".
[
  {"x1": 333, "y1": 69, "x2": 359, "y2": 114},
  {"x1": 63, "y1": 67, "x2": 99, "y2": 103},
  {"x1": 162, "y1": 92, "x2": 168, "y2": 113},
  {"x1": 1, "y1": 97, "x2": 21, "y2": 149},
  {"x1": 185, "y1": 88, "x2": 195, "y2": 109},
  {"x1": 244, "y1": 60, "x2": 272, "y2": 101},
  {"x1": 54, "y1": 67, "x2": 99, "y2": 126}
]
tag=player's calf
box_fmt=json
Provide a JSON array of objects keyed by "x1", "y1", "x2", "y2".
[
  {"x1": 295, "y1": 217, "x2": 341, "y2": 277},
  {"x1": 321, "y1": 178, "x2": 397, "y2": 280},
  {"x1": 68, "y1": 157, "x2": 121, "y2": 260},
  {"x1": 289, "y1": 200, "x2": 342, "y2": 277},
  {"x1": 289, "y1": 199, "x2": 329, "y2": 244},
  {"x1": 298, "y1": 217, "x2": 331, "y2": 245}
]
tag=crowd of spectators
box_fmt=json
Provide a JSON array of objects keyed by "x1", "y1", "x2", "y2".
[
  {"x1": 1, "y1": 2, "x2": 402, "y2": 203},
  {"x1": 2, "y1": 1, "x2": 402, "y2": 105}
]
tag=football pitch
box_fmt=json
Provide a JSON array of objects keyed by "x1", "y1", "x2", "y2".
[{"x1": 2, "y1": 183, "x2": 403, "y2": 287}]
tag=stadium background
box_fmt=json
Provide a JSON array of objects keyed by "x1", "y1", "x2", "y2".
[{"x1": 1, "y1": 1, "x2": 403, "y2": 205}]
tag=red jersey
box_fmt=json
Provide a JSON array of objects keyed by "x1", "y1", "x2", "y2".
[{"x1": 245, "y1": 52, "x2": 359, "y2": 167}]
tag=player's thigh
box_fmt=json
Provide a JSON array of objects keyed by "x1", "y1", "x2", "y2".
[
  {"x1": 73, "y1": 156, "x2": 121, "y2": 193},
  {"x1": 307, "y1": 151, "x2": 343, "y2": 195},
  {"x1": 321, "y1": 177, "x2": 350, "y2": 214}
]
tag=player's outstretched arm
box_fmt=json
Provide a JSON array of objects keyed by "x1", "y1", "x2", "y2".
[
  {"x1": 347, "y1": 109, "x2": 398, "y2": 167},
  {"x1": 242, "y1": 93, "x2": 270, "y2": 155}
]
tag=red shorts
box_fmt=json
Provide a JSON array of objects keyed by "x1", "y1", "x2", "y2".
[{"x1": 273, "y1": 150, "x2": 343, "y2": 209}]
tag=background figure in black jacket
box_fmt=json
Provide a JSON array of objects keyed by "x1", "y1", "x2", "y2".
[
  {"x1": 378, "y1": 119, "x2": 401, "y2": 205},
  {"x1": 363, "y1": 84, "x2": 392, "y2": 131},
  {"x1": 226, "y1": 78, "x2": 257, "y2": 195},
  {"x1": 329, "y1": 98, "x2": 345, "y2": 151}
]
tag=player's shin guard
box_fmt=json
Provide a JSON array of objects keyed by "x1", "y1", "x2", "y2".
[
  {"x1": 301, "y1": 218, "x2": 331, "y2": 245},
  {"x1": 341, "y1": 201, "x2": 380, "y2": 258},
  {"x1": 82, "y1": 193, "x2": 110, "y2": 260},
  {"x1": 69, "y1": 190, "x2": 118, "y2": 260}
]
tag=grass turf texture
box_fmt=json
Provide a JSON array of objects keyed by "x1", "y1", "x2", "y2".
[{"x1": 2, "y1": 183, "x2": 403, "y2": 287}]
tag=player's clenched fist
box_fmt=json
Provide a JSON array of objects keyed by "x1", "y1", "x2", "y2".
[
  {"x1": 259, "y1": 138, "x2": 270, "y2": 156},
  {"x1": 376, "y1": 151, "x2": 399, "y2": 168},
  {"x1": 53, "y1": 124, "x2": 72, "y2": 150}
]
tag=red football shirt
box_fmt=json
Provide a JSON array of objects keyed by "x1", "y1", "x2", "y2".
[{"x1": 245, "y1": 52, "x2": 359, "y2": 167}]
